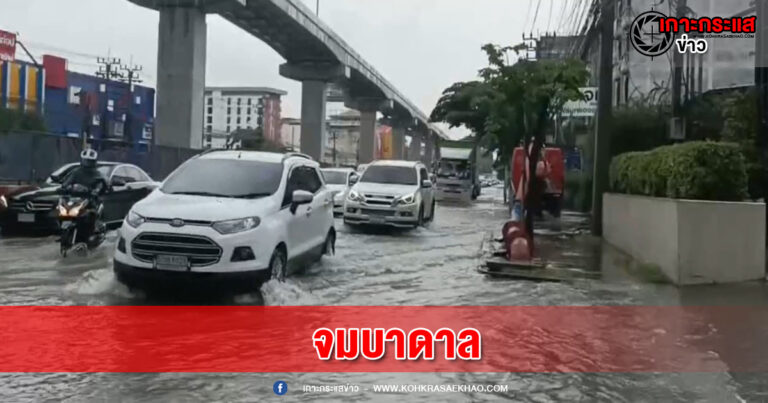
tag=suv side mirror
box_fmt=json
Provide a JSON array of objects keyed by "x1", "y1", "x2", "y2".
[
  {"x1": 422, "y1": 180, "x2": 433, "y2": 189},
  {"x1": 290, "y1": 190, "x2": 313, "y2": 214},
  {"x1": 349, "y1": 175, "x2": 359, "y2": 185},
  {"x1": 111, "y1": 177, "x2": 127, "y2": 187}
]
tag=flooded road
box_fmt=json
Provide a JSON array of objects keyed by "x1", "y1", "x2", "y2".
[{"x1": 0, "y1": 186, "x2": 766, "y2": 402}]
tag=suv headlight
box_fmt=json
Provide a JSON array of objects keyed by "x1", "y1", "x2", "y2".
[
  {"x1": 126, "y1": 210, "x2": 146, "y2": 228},
  {"x1": 396, "y1": 193, "x2": 416, "y2": 205},
  {"x1": 0, "y1": 195, "x2": 6, "y2": 208},
  {"x1": 212, "y1": 217, "x2": 261, "y2": 235},
  {"x1": 347, "y1": 189, "x2": 364, "y2": 202}
]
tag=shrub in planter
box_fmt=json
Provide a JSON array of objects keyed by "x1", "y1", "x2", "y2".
[{"x1": 609, "y1": 142, "x2": 748, "y2": 201}]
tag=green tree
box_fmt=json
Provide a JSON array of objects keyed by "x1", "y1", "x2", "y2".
[
  {"x1": 480, "y1": 45, "x2": 587, "y2": 243},
  {"x1": 431, "y1": 44, "x2": 588, "y2": 249},
  {"x1": 430, "y1": 81, "x2": 495, "y2": 138},
  {"x1": 0, "y1": 108, "x2": 47, "y2": 133}
]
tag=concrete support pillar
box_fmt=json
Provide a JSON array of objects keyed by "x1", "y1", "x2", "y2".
[
  {"x1": 409, "y1": 132, "x2": 422, "y2": 162},
  {"x1": 392, "y1": 126, "x2": 406, "y2": 160},
  {"x1": 423, "y1": 133, "x2": 434, "y2": 168},
  {"x1": 358, "y1": 110, "x2": 377, "y2": 164},
  {"x1": 156, "y1": 7, "x2": 207, "y2": 149},
  {"x1": 300, "y1": 81, "x2": 327, "y2": 161},
  {"x1": 280, "y1": 63, "x2": 349, "y2": 162}
]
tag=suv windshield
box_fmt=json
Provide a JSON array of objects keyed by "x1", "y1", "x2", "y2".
[
  {"x1": 438, "y1": 160, "x2": 470, "y2": 179},
  {"x1": 322, "y1": 170, "x2": 348, "y2": 185},
  {"x1": 161, "y1": 159, "x2": 284, "y2": 198},
  {"x1": 360, "y1": 166, "x2": 417, "y2": 186}
]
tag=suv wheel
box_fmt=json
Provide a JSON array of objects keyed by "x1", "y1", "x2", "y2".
[
  {"x1": 323, "y1": 230, "x2": 336, "y2": 256},
  {"x1": 269, "y1": 247, "x2": 287, "y2": 282}
]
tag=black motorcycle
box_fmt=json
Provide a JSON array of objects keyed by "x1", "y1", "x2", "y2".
[{"x1": 57, "y1": 184, "x2": 107, "y2": 257}]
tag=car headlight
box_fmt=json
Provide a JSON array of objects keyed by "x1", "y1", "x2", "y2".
[
  {"x1": 0, "y1": 195, "x2": 6, "y2": 208},
  {"x1": 212, "y1": 217, "x2": 261, "y2": 235},
  {"x1": 347, "y1": 189, "x2": 364, "y2": 202},
  {"x1": 68, "y1": 202, "x2": 85, "y2": 217},
  {"x1": 397, "y1": 193, "x2": 416, "y2": 205},
  {"x1": 126, "y1": 210, "x2": 146, "y2": 228}
]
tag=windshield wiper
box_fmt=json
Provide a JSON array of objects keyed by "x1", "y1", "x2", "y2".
[
  {"x1": 168, "y1": 191, "x2": 233, "y2": 198},
  {"x1": 231, "y1": 193, "x2": 272, "y2": 199}
]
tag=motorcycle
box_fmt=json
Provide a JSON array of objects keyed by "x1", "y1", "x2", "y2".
[{"x1": 57, "y1": 184, "x2": 107, "y2": 257}]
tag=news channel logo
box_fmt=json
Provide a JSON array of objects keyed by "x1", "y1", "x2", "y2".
[
  {"x1": 273, "y1": 380, "x2": 288, "y2": 396},
  {"x1": 630, "y1": 11, "x2": 675, "y2": 57}
]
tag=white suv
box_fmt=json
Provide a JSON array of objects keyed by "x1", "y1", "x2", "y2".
[
  {"x1": 321, "y1": 168, "x2": 358, "y2": 216},
  {"x1": 343, "y1": 160, "x2": 436, "y2": 228},
  {"x1": 113, "y1": 151, "x2": 335, "y2": 291}
]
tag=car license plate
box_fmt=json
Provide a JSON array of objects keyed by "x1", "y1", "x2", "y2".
[
  {"x1": 370, "y1": 216, "x2": 386, "y2": 224},
  {"x1": 155, "y1": 255, "x2": 189, "y2": 271},
  {"x1": 17, "y1": 213, "x2": 35, "y2": 223}
]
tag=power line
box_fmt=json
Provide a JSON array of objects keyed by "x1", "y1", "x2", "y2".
[
  {"x1": 23, "y1": 40, "x2": 102, "y2": 60},
  {"x1": 531, "y1": 0, "x2": 544, "y2": 34},
  {"x1": 546, "y1": 0, "x2": 554, "y2": 33},
  {"x1": 524, "y1": 0, "x2": 535, "y2": 35},
  {"x1": 555, "y1": 0, "x2": 571, "y2": 34},
  {"x1": 559, "y1": 0, "x2": 584, "y2": 35}
]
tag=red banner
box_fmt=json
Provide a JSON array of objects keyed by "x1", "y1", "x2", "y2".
[
  {"x1": 0, "y1": 30, "x2": 16, "y2": 62},
  {"x1": 0, "y1": 306, "x2": 766, "y2": 373}
]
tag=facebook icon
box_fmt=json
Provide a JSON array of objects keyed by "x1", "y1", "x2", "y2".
[{"x1": 273, "y1": 380, "x2": 288, "y2": 396}]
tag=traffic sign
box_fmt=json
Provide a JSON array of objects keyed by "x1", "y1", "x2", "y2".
[{"x1": 563, "y1": 87, "x2": 598, "y2": 117}]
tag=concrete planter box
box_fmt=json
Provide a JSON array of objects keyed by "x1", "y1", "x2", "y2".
[{"x1": 603, "y1": 193, "x2": 766, "y2": 285}]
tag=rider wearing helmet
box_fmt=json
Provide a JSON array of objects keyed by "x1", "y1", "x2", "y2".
[{"x1": 60, "y1": 148, "x2": 109, "y2": 198}]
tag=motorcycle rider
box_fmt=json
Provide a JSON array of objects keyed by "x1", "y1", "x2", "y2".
[
  {"x1": 59, "y1": 148, "x2": 109, "y2": 236},
  {"x1": 61, "y1": 148, "x2": 109, "y2": 196}
]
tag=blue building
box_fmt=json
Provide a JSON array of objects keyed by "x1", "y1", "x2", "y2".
[{"x1": 2, "y1": 54, "x2": 156, "y2": 152}]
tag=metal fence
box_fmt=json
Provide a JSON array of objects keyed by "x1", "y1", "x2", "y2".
[{"x1": 0, "y1": 131, "x2": 200, "y2": 183}]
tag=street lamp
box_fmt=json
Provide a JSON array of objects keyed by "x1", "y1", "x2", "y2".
[{"x1": 316, "y1": 0, "x2": 319, "y2": 15}]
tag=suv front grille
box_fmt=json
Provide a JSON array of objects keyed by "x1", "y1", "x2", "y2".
[
  {"x1": 9, "y1": 200, "x2": 55, "y2": 211},
  {"x1": 364, "y1": 194, "x2": 396, "y2": 206},
  {"x1": 131, "y1": 232, "x2": 223, "y2": 267},
  {"x1": 145, "y1": 217, "x2": 213, "y2": 226}
]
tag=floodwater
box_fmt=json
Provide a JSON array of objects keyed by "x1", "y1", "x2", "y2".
[{"x1": 0, "y1": 186, "x2": 766, "y2": 402}]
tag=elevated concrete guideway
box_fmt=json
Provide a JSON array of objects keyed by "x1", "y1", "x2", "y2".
[{"x1": 129, "y1": 0, "x2": 447, "y2": 162}]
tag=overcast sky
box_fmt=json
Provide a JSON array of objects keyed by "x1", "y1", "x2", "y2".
[{"x1": 2, "y1": 0, "x2": 578, "y2": 138}]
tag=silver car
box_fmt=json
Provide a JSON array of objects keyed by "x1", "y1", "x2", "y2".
[
  {"x1": 321, "y1": 168, "x2": 358, "y2": 216},
  {"x1": 343, "y1": 160, "x2": 436, "y2": 228}
]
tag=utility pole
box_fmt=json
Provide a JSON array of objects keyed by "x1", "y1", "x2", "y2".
[
  {"x1": 332, "y1": 130, "x2": 337, "y2": 166},
  {"x1": 672, "y1": 0, "x2": 687, "y2": 118},
  {"x1": 522, "y1": 33, "x2": 539, "y2": 61},
  {"x1": 118, "y1": 62, "x2": 143, "y2": 145},
  {"x1": 590, "y1": 0, "x2": 615, "y2": 236},
  {"x1": 119, "y1": 62, "x2": 143, "y2": 88},
  {"x1": 96, "y1": 56, "x2": 122, "y2": 81},
  {"x1": 755, "y1": 0, "x2": 768, "y2": 244}
]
